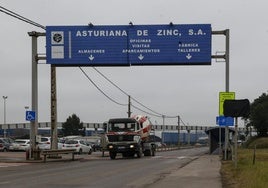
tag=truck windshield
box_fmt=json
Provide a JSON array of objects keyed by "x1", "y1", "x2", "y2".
[{"x1": 109, "y1": 123, "x2": 136, "y2": 132}]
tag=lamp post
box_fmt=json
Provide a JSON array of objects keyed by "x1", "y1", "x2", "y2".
[
  {"x1": 25, "y1": 106, "x2": 29, "y2": 114},
  {"x1": 162, "y1": 115, "x2": 165, "y2": 144},
  {"x1": 2, "y1": 96, "x2": 8, "y2": 138},
  {"x1": 177, "y1": 115, "x2": 180, "y2": 148},
  {"x1": 24, "y1": 105, "x2": 31, "y2": 159},
  {"x1": 25, "y1": 106, "x2": 29, "y2": 123}
]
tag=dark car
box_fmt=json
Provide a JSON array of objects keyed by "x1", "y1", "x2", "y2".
[
  {"x1": 87, "y1": 141, "x2": 102, "y2": 152},
  {"x1": 0, "y1": 138, "x2": 11, "y2": 152}
]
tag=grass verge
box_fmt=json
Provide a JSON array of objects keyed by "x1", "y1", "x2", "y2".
[{"x1": 221, "y1": 148, "x2": 268, "y2": 188}]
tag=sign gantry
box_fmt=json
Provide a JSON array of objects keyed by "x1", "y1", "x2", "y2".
[{"x1": 30, "y1": 24, "x2": 231, "y2": 161}]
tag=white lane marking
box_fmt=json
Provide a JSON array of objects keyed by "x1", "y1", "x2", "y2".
[{"x1": 0, "y1": 163, "x2": 29, "y2": 168}]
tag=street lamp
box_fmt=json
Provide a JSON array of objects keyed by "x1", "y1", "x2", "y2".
[
  {"x1": 24, "y1": 106, "x2": 29, "y2": 123},
  {"x1": 162, "y1": 115, "x2": 165, "y2": 144},
  {"x1": 2, "y1": 96, "x2": 8, "y2": 138}
]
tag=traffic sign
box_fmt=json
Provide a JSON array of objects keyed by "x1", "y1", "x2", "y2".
[
  {"x1": 26, "y1": 111, "x2": 36, "y2": 121},
  {"x1": 219, "y1": 92, "x2": 235, "y2": 115},
  {"x1": 46, "y1": 24, "x2": 211, "y2": 66},
  {"x1": 216, "y1": 116, "x2": 234, "y2": 126}
]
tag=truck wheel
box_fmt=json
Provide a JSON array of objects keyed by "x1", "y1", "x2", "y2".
[
  {"x1": 152, "y1": 149, "x2": 155, "y2": 156},
  {"x1": 137, "y1": 149, "x2": 142, "y2": 158},
  {"x1": 109, "y1": 152, "x2": 116, "y2": 159},
  {"x1": 144, "y1": 150, "x2": 150, "y2": 156}
]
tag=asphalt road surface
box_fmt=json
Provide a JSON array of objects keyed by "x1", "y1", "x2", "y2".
[{"x1": 0, "y1": 147, "x2": 208, "y2": 188}]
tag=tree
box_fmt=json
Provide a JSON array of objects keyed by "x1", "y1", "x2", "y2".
[
  {"x1": 248, "y1": 93, "x2": 268, "y2": 137},
  {"x1": 62, "y1": 114, "x2": 84, "y2": 136}
]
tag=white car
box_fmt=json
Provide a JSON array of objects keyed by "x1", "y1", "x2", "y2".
[
  {"x1": 11, "y1": 139, "x2": 30, "y2": 151},
  {"x1": 38, "y1": 137, "x2": 65, "y2": 150},
  {"x1": 57, "y1": 138, "x2": 65, "y2": 149},
  {"x1": 38, "y1": 137, "x2": 51, "y2": 150},
  {"x1": 62, "y1": 139, "x2": 92, "y2": 154}
]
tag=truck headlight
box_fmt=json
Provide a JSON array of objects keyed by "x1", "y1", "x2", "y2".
[
  {"x1": 129, "y1": 144, "x2": 135, "y2": 148},
  {"x1": 108, "y1": 145, "x2": 114, "y2": 149}
]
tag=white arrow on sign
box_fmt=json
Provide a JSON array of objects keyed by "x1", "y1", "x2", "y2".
[
  {"x1": 88, "y1": 54, "x2": 95, "y2": 61},
  {"x1": 138, "y1": 54, "x2": 144, "y2": 60},
  {"x1": 186, "y1": 53, "x2": 192, "y2": 59}
]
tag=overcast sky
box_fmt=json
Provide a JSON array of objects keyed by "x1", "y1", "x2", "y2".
[{"x1": 0, "y1": 0, "x2": 267, "y2": 127}]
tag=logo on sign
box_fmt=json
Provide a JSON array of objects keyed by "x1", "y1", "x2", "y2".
[{"x1": 51, "y1": 31, "x2": 64, "y2": 44}]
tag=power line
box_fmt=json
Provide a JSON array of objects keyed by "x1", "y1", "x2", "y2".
[
  {"x1": 0, "y1": 5, "x2": 45, "y2": 30},
  {"x1": 93, "y1": 67, "x2": 163, "y2": 116},
  {"x1": 93, "y1": 67, "x2": 179, "y2": 118},
  {"x1": 180, "y1": 118, "x2": 187, "y2": 126},
  {"x1": 83, "y1": 67, "x2": 169, "y2": 118},
  {"x1": 83, "y1": 68, "x2": 169, "y2": 118},
  {"x1": 92, "y1": 67, "x2": 129, "y2": 96},
  {"x1": 131, "y1": 104, "x2": 163, "y2": 118},
  {"x1": 93, "y1": 67, "x2": 164, "y2": 117},
  {"x1": 79, "y1": 67, "x2": 127, "y2": 106}
]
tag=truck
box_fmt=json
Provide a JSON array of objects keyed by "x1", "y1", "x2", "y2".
[{"x1": 103, "y1": 115, "x2": 156, "y2": 159}]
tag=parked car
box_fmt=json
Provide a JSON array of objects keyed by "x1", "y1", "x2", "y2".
[
  {"x1": 38, "y1": 137, "x2": 66, "y2": 150},
  {"x1": 11, "y1": 139, "x2": 30, "y2": 151},
  {"x1": 38, "y1": 137, "x2": 51, "y2": 150},
  {"x1": 9, "y1": 141, "x2": 20, "y2": 151},
  {"x1": 57, "y1": 138, "x2": 65, "y2": 149},
  {"x1": 4, "y1": 138, "x2": 18, "y2": 151},
  {"x1": 0, "y1": 138, "x2": 10, "y2": 151},
  {"x1": 62, "y1": 139, "x2": 92, "y2": 154},
  {"x1": 87, "y1": 141, "x2": 101, "y2": 152}
]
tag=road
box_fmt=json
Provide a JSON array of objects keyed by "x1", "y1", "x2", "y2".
[{"x1": 0, "y1": 147, "x2": 208, "y2": 188}]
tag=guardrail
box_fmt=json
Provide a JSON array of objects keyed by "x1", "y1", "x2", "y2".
[
  {"x1": 156, "y1": 145, "x2": 207, "y2": 152},
  {"x1": 41, "y1": 149, "x2": 76, "y2": 163}
]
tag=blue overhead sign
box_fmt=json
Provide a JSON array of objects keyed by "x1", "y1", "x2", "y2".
[{"x1": 46, "y1": 24, "x2": 211, "y2": 66}]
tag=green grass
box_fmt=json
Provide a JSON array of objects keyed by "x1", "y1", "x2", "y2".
[{"x1": 221, "y1": 138, "x2": 268, "y2": 188}]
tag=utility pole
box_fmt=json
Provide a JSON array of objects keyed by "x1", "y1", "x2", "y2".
[
  {"x1": 2, "y1": 96, "x2": 8, "y2": 138},
  {"x1": 212, "y1": 29, "x2": 230, "y2": 160},
  {"x1": 51, "y1": 65, "x2": 58, "y2": 150},
  {"x1": 128, "y1": 95, "x2": 131, "y2": 117},
  {"x1": 234, "y1": 117, "x2": 238, "y2": 168},
  {"x1": 224, "y1": 29, "x2": 230, "y2": 161},
  {"x1": 177, "y1": 115, "x2": 180, "y2": 148},
  {"x1": 28, "y1": 31, "x2": 45, "y2": 160},
  {"x1": 162, "y1": 115, "x2": 165, "y2": 143},
  {"x1": 28, "y1": 31, "x2": 39, "y2": 159}
]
